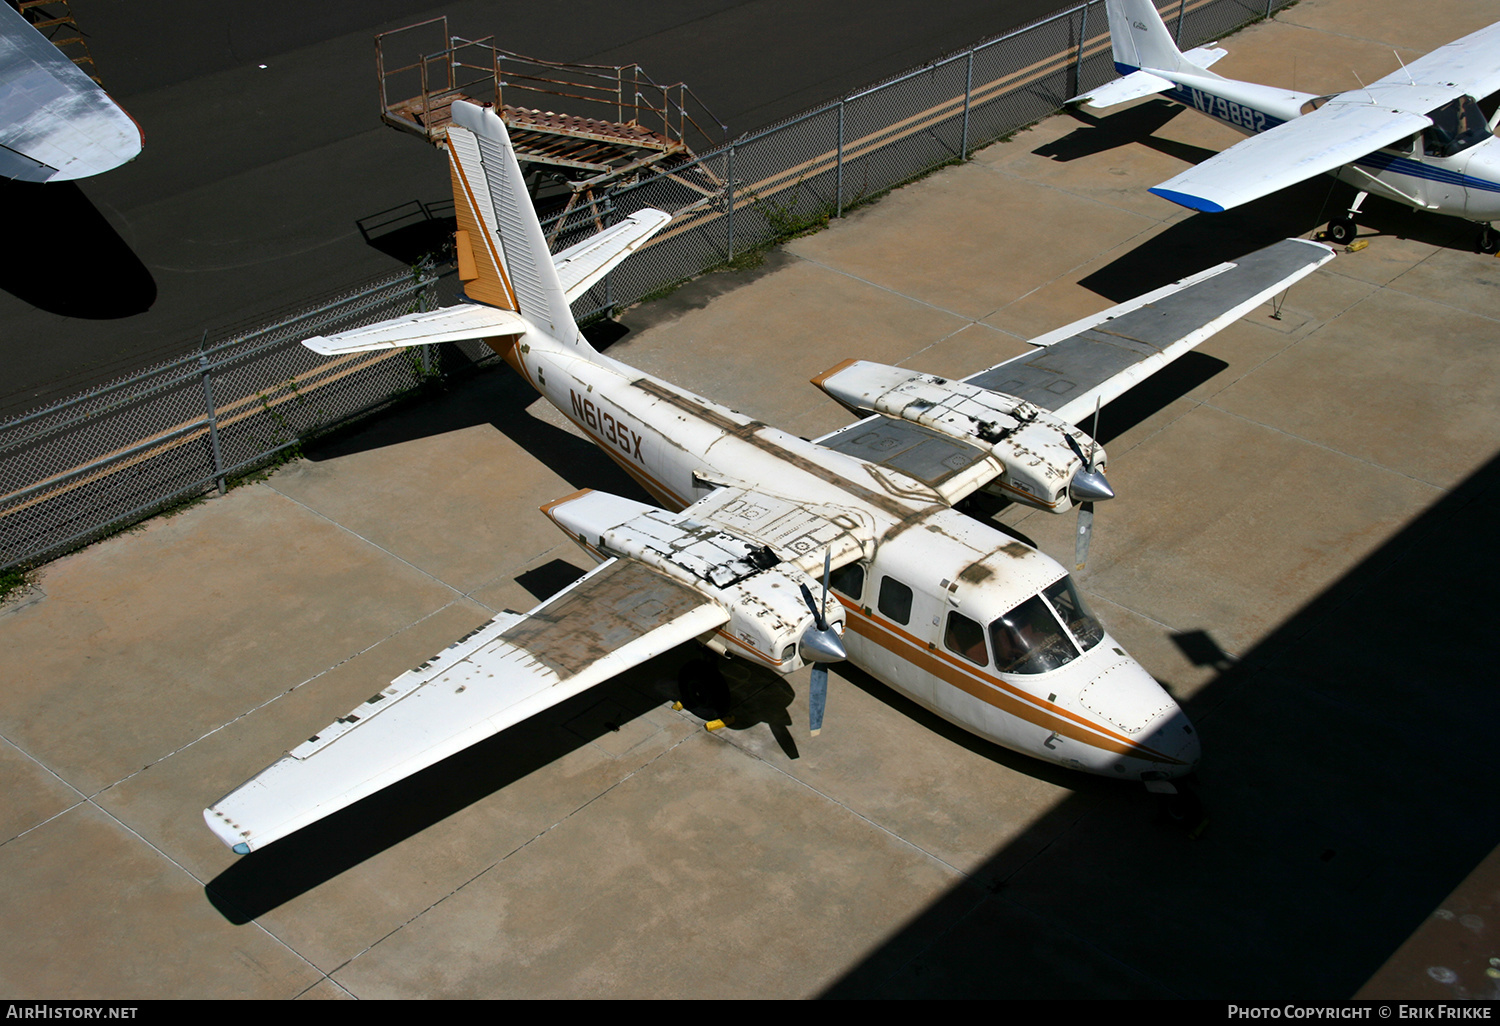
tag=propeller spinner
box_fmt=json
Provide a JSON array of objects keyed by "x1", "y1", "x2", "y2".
[{"x1": 797, "y1": 550, "x2": 847, "y2": 736}]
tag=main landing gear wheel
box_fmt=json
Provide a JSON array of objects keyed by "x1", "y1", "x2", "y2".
[
  {"x1": 678, "y1": 655, "x2": 730, "y2": 717},
  {"x1": 1479, "y1": 225, "x2": 1499, "y2": 255},
  {"x1": 1326, "y1": 217, "x2": 1357, "y2": 245}
]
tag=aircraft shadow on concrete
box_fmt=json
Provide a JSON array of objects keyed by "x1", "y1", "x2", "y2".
[
  {"x1": 302, "y1": 348, "x2": 646, "y2": 503},
  {"x1": 0, "y1": 178, "x2": 155, "y2": 317},
  {"x1": 819, "y1": 448, "x2": 1500, "y2": 998},
  {"x1": 1034, "y1": 101, "x2": 1210, "y2": 168}
]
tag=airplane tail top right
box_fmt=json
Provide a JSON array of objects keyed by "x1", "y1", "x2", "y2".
[{"x1": 1082, "y1": 0, "x2": 1500, "y2": 251}]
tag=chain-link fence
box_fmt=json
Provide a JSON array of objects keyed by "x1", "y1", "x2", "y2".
[{"x1": 0, "y1": 0, "x2": 1292, "y2": 571}]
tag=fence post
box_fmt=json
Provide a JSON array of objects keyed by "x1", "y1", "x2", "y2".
[
  {"x1": 1074, "y1": 1, "x2": 1091, "y2": 96},
  {"x1": 726, "y1": 143, "x2": 735, "y2": 261},
  {"x1": 835, "y1": 100, "x2": 845, "y2": 218},
  {"x1": 961, "y1": 47, "x2": 974, "y2": 159},
  {"x1": 1176, "y1": 0, "x2": 1186, "y2": 43},
  {"x1": 198, "y1": 348, "x2": 227, "y2": 496}
]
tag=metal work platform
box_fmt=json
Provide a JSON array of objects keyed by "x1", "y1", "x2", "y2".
[
  {"x1": 376, "y1": 16, "x2": 724, "y2": 202},
  {"x1": 14, "y1": 0, "x2": 103, "y2": 82}
]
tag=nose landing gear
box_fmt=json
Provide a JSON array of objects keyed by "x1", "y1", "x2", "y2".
[
  {"x1": 1325, "y1": 189, "x2": 1368, "y2": 246},
  {"x1": 1145, "y1": 774, "x2": 1207, "y2": 836}
]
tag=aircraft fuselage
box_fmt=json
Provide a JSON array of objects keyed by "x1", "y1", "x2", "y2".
[{"x1": 497, "y1": 330, "x2": 1202, "y2": 781}]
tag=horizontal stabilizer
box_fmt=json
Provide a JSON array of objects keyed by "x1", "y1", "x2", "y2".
[
  {"x1": 1073, "y1": 49, "x2": 1225, "y2": 108},
  {"x1": 1149, "y1": 100, "x2": 1431, "y2": 213},
  {"x1": 205, "y1": 557, "x2": 728, "y2": 852},
  {"x1": 965, "y1": 237, "x2": 1334, "y2": 424},
  {"x1": 554, "y1": 209, "x2": 673, "y2": 302},
  {"x1": 302, "y1": 304, "x2": 528, "y2": 355},
  {"x1": 1072, "y1": 69, "x2": 1175, "y2": 109}
]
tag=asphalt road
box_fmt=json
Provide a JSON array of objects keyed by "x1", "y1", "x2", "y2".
[{"x1": 0, "y1": 0, "x2": 1070, "y2": 416}]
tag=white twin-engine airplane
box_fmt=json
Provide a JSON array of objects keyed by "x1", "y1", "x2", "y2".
[
  {"x1": 1076, "y1": 0, "x2": 1500, "y2": 250},
  {"x1": 204, "y1": 100, "x2": 1334, "y2": 854}
]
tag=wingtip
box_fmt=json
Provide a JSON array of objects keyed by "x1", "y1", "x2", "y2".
[{"x1": 1149, "y1": 187, "x2": 1226, "y2": 213}]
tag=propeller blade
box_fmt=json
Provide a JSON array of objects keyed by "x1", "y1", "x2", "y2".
[
  {"x1": 820, "y1": 548, "x2": 831, "y2": 617},
  {"x1": 809, "y1": 663, "x2": 828, "y2": 736},
  {"x1": 798, "y1": 581, "x2": 826, "y2": 632},
  {"x1": 1074, "y1": 501, "x2": 1094, "y2": 571},
  {"x1": 1089, "y1": 396, "x2": 1102, "y2": 471},
  {"x1": 1063, "y1": 431, "x2": 1087, "y2": 466}
]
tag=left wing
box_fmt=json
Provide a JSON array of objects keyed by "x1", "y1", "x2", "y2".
[
  {"x1": 1148, "y1": 100, "x2": 1431, "y2": 213},
  {"x1": 964, "y1": 237, "x2": 1334, "y2": 423},
  {"x1": 205, "y1": 557, "x2": 727, "y2": 853},
  {"x1": 813, "y1": 238, "x2": 1333, "y2": 506}
]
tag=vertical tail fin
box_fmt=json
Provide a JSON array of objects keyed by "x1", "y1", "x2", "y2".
[
  {"x1": 445, "y1": 100, "x2": 582, "y2": 345},
  {"x1": 1106, "y1": 0, "x2": 1188, "y2": 73}
]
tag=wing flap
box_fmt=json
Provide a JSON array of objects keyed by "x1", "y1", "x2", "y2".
[
  {"x1": 205, "y1": 558, "x2": 727, "y2": 852},
  {"x1": 965, "y1": 237, "x2": 1334, "y2": 423},
  {"x1": 302, "y1": 305, "x2": 528, "y2": 355},
  {"x1": 1148, "y1": 101, "x2": 1431, "y2": 212}
]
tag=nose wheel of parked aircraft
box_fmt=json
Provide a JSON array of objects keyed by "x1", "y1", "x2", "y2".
[{"x1": 1479, "y1": 224, "x2": 1500, "y2": 255}]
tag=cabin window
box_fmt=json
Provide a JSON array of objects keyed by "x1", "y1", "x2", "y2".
[
  {"x1": 1042, "y1": 577, "x2": 1104, "y2": 653},
  {"x1": 830, "y1": 562, "x2": 864, "y2": 601},
  {"x1": 1424, "y1": 95, "x2": 1491, "y2": 158},
  {"x1": 1384, "y1": 133, "x2": 1418, "y2": 156},
  {"x1": 878, "y1": 576, "x2": 913, "y2": 625},
  {"x1": 990, "y1": 595, "x2": 1077, "y2": 675},
  {"x1": 944, "y1": 611, "x2": 989, "y2": 666}
]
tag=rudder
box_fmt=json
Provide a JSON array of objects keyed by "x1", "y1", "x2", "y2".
[
  {"x1": 1106, "y1": 0, "x2": 1187, "y2": 73},
  {"x1": 445, "y1": 100, "x2": 582, "y2": 344}
]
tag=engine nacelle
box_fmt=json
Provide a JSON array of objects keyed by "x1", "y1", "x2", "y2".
[
  {"x1": 540, "y1": 489, "x2": 845, "y2": 674},
  {"x1": 813, "y1": 359, "x2": 1105, "y2": 513}
]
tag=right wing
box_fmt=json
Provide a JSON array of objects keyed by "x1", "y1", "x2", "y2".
[
  {"x1": 1369, "y1": 19, "x2": 1500, "y2": 100},
  {"x1": 1148, "y1": 99, "x2": 1431, "y2": 212},
  {"x1": 205, "y1": 557, "x2": 727, "y2": 853}
]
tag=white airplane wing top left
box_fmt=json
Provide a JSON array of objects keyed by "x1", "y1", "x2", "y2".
[
  {"x1": 0, "y1": 3, "x2": 142, "y2": 182},
  {"x1": 1147, "y1": 101, "x2": 1431, "y2": 213},
  {"x1": 1370, "y1": 18, "x2": 1500, "y2": 99},
  {"x1": 205, "y1": 557, "x2": 728, "y2": 853}
]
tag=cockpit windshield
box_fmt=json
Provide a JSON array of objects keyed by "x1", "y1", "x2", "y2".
[
  {"x1": 1043, "y1": 576, "x2": 1105, "y2": 653},
  {"x1": 1425, "y1": 95, "x2": 1491, "y2": 158},
  {"x1": 989, "y1": 576, "x2": 1106, "y2": 675}
]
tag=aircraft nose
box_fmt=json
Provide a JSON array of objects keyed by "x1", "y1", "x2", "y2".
[{"x1": 1151, "y1": 704, "x2": 1201, "y2": 774}]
